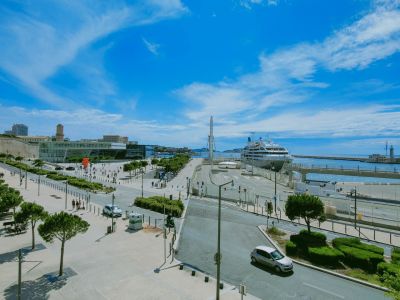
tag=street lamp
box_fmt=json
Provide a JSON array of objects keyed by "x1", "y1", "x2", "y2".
[
  {"x1": 272, "y1": 165, "x2": 277, "y2": 214},
  {"x1": 216, "y1": 179, "x2": 234, "y2": 300},
  {"x1": 64, "y1": 180, "x2": 68, "y2": 210},
  {"x1": 352, "y1": 187, "x2": 357, "y2": 228},
  {"x1": 111, "y1": 193, "x2": 115, "y2": 232},
  {"x1": 141, "y1": 167, "x2": 144, "y2": 198}
]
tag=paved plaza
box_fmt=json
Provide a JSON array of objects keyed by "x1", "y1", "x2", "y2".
[{"x1": 0, "y1": 163, "x2": 258, "y2": 300}]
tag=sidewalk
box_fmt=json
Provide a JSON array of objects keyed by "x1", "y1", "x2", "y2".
[
  {"x1": 0, "y1": 165, "x2": 258, "y2": 299},
  {"x1": 238, "y1": 202, "x2": 400, "y2": 247}
]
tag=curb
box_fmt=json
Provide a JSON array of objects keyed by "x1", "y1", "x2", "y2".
[
  {"x1": 173, "y1": 197, "x2": 191, "y2": 254},
  {"x1": 257, "y1": 225, "x2": 389, "y2": 292},
  {"x1": 243, "y1": 207, "x2": 398, "y2": 248}
]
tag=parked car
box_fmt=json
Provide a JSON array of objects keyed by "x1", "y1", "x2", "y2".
[
  {"x1": 102, "y1": 204, "x2": 123, "y2": 217},
  {"x1": 66, "y1": 166, "x2": 75, "y2": 171},
  {"x1": 250, "y1": 246, "x2": 293, "y2": 273},
  {"x1": 55, "y1": 166, "x2": 63, "y2": 170}
]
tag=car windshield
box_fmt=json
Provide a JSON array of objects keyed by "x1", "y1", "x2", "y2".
[{"x1": 270, "y1": 250, "x2": 284, "y2": 260}]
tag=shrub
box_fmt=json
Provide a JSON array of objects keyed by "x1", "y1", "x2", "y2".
[
  {"x1": 308, "y1": 246, "x2": 344, "y2": 266},
  {"x1": 332, "y1": 237, "x2": 384, "y2": 255},
  {"x1": 290, "y1": 230, "x2": 327, "y2": 249},
  {"x1": 134, "y1": 196, "x2": 184, "y2": 217},
  {"x1": 377, "y1": 262, "x2": 400, "y2": 276},
  {"x1": 286, "y1": 241, "x2": 297, "y2": 256},
  {"x1": 392, "y1": 247, "x2": 400, "y2": 264},
  {"x1": 336, "y1": 244, "x2": 384, "y2": 272}
]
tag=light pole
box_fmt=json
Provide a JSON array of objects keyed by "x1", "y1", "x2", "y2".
[
  {"x1": 37, "y1": 174, "x2": 41, "y2": 196},
  {"x1": 353, "y1": 187, "x2": 357, "y2": 228},
  {"x1": 25, "y1": 169, "x2": 27, "y2": 190},
  {"x1": 141, "y1": 167, "x2": 144, "y2": 198},
  {"x1": 216, "y1": 179, "x2": 234, "y2": 300},
  {"x1": 272, "y1": 165, "x2": 277, "y2": 213},
  {"x1": 65, "y1": 181, "x2": 68, "y2": 210},
  {"x1": 111, "y1": 193, "x2": 115, "y2": 233}
]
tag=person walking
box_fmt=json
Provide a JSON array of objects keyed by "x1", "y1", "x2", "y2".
[{"x1": 72, "y1": 199, "x2": 76, "y2": 210}]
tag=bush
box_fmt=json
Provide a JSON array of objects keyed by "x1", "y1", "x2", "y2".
[
  {"x1": 286, "y1": 241, "x2": 297, "y2": 256},
  {"x1": 392, "y1": 247, "x2": 400, "y2": 264},
  {"x1": 134, "y1": 196, "x2": 184, "y2": 217},
  {"x1": 332, "y1": 237, "x2": 384, "y2": 255},
  {"x1": 377, "y1": 262, "x2": 400, "y2": 276},
  {"x1": 336, "y1": 244, "x2": 384, "y2": 272},
  {"x1": 290, "y1": 230, "x2": 327, "y2": 249},
  {"x1": 308, "y1": 246, "x2": 344, "y2": 266}
]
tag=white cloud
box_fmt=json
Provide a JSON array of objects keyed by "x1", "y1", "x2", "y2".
[
  {"x1": 142, "y1": 38, "x2": 160, "y2": 56},
  {"x1": 239, "y1": 0, "x2": 279, "y2": 10},
  {"x1": 0, "y1": 1, "x2": 187, "y2": 107},
  {"x1": 175, "y1": 1, "x2": 400, "y2": 141}
]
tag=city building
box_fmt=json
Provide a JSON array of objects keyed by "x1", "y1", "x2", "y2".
[
  {"x1": 101, "y1": 135, "x2": 129, "y2": 144},
  {"x1": 56, "y1": 124, "x2": 64, "y2": 142},
  {"x1": 12, "y1": 124, "x2": 28, "y2": 136},
  {"x1": 39, "y1": 141, "x2": 127, "y2": 162},
  {"x1": 17, "y1": 136, "x2": 51, "y2": 143}
]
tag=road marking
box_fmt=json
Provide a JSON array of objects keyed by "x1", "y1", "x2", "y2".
[{"x1": 303, "y1": 282, "x2": 345, "y2": 299}]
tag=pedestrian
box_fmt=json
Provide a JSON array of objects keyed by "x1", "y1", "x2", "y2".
[{"x1": 72, "y1": 199, "x2": 76, "y2": 210}]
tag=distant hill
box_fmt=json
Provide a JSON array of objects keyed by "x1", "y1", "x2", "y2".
[{"x1": 223, "y1": 148, "x2": 242, "y2": 153}]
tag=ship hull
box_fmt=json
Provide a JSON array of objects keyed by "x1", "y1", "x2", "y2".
[{"x1": 241, "y1": 156, "x2": 292, "y2": 171}]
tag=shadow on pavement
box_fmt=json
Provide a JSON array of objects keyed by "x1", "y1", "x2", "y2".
[
  {"x1": 250, "y1": 261, "x2": 294, "y2": 277},
  {"x1": 0, "y1": 243, "x2": 46, "y2": 264},
  {"x1": 3, "y1": 267, "x2": 77, "y2": 300}
]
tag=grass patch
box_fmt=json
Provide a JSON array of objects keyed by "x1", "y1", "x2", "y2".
[
  {"x1": 342, "y1": 269, "x2": 384, "y2": 287},
  {"x1": 267, "y1": 226, "x2": 285, "y2": 236}
]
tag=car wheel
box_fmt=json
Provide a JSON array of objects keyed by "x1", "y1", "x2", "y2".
[
  {"x1": 251, "y1": 256, "x2": 256, "y2": 264},
  {"x1": 274, "y1": 266, "x2": 281, "y2": 273}
]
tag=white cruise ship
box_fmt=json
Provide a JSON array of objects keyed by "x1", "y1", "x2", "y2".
[{"x1": 241, "y1": 137, "x2": 292, "y2": 170}]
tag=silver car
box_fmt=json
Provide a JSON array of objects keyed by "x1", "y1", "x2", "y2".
[
  {"x1": 103, "y1": 204, "x2": 123, "y2": 217},
  {"x1": 251, "y1": 245, "x2": 293, "y2": 273}
]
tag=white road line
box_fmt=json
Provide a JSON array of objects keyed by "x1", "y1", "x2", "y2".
[{"x1": 303, "y1": 282, "x2": 345, "y2": 299}]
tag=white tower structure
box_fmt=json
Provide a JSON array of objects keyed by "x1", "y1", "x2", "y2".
[{"x1": 208, "y1": 116, "x2": 214, "y2": 167}]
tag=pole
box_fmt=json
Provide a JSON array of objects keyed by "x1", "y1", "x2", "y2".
[
  {"x1": 111, "y1": 193, "x2": 115, "y2": 233},
  {"x1": 25, "y1": 169, "x2": 27, "y2": 190},
  {"x1": 65, "y1": 181, "x2": 68, "y2": 210},
  {"x1": 354, "y1": 187, "x2": 357, "y2": 228},
  {"x1": 272, "y1": 167, "x2": 276, "y2": 215},
  {"x1": 38, "y1": 174, "x2": 40, "y2": 196},
  {"x1": 18, "y1": 249, "x2": 22, "y2": 300},
  {"x1": 141, "y1": 168, "x2": 144, "y2": 198},
  {"x1": 216, "y1": 185, "x2": 222, "y2": 300},
  {"x1": 164, "y1": 205, "x2": 166, "y2": 264}
]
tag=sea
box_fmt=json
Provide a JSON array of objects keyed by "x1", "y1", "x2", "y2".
[{"x1": 193, "y1": 152, "x2": 400, "y2": 184}]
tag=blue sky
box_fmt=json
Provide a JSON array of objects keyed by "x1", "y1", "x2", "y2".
[{"x1": 0, "y1": 0, "x2": 400, "y2": 155}]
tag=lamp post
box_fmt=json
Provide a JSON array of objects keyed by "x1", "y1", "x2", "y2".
[
  {"x1": 37, "y1": 174, "x2": 41, "y2": 196},
  {"x1": 111, "y1": 193, "x2": 115, "y2": 233},
  {"x1": 25, "y1": 169, "x2": 27, "y2": 190},
  {"x1": 272, "y1": 165, "x2": 277, "y2": 213},
  {"x1": 216, "y1": 179, "x2": 234, "y2": 300},
  {"x1": 353, "y1": 187, "x2": 357, "y2": 228},
  {"x1": 141, "y1": 167, "x2": 144, "y2": 198},
  {"x1": 65, "y1": 180, "x2": 68, "y2": 210}
]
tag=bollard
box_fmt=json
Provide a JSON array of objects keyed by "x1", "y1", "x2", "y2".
[
  {"x1": 148, "y1": 216, "x2": 150, "y2": 225},
  {"x1": 179, "y1": 264, "x2": 184, "y2": 270},
  {"x1": 219, "y1": 283, "x2": 224, "y2": 290},
  {"x1": 191, "y1": 270, "x2": 196, "y2": 276},
  {"x1": 205, "y1": 276, "x2": 209, "y2": 282},
  {"x1": 155, "y1": 219, "x2": 157, "y2": 228}
]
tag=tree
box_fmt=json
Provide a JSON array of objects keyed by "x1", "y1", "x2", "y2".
[
  {"x1": 15, "y1": 202, "x2": 48, "y2": 249},
  {"x1": 267, "y1": 202, "x2": 273, "y2": 216},
  {"x1": 2, "y1": 191, "x2": 23, "y2": 231},
  {"x1": 33, "y1": 159, "x2": 44, "y2": 168},
  {"x1": 15, "y1": 156, "x2": 24, "y2": 161},
  {"x1": 38, "y1": 212, "x2": 89, "y2": 276},
  {"x1": 140, "y1": 160, "x2": 148, "y2": 171},
  {"x1": 285, "y1": 194, "x2": 325, "y2": 233}
]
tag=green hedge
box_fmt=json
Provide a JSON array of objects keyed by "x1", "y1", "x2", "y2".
[
  {"x1": 134, "y1": 196, "x2": 184, "y2": 218},
  {"x1": 332, "y1": 237, "x2": 384, "y2": 255},
  {"x1": 290, "y1": 230, "x2": 327, "y2": 249},
  {"x1": 308, "y1": 246, "x2": 344, "y2": 266},
  {"x1": 392, "y1": 247, "x2": 400, "y2": 264},
  {"x1": 286, "y1": 241, "x2": 297, "y2": 256},
  {"x1": 336, "y1": 244, "x2": 384, "y2": 272},
  {"x1": 377, "y1": 262, "x2": 400, "y2": 276}
]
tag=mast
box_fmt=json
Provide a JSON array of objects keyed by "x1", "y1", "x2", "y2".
[{"x1": 209, "y1": 116, "x2": 214, "y2": 168}]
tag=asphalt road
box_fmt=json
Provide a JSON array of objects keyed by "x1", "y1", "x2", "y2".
[{"x1": 176, "y1": 198, "x2": 388, "y2": 300}]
